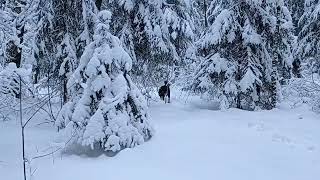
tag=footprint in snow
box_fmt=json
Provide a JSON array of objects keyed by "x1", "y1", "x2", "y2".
[
  {"x1": 247, "y1": 122, "x2": 269, "y2": 132},
  {"x1": 272, "y1": 133, "x2": 295, "y2": 147},
  {"x1": 247, "y1": 122, "x2": 317, "y2": 152},
  {"x1": 272, "y1": 133, "x2": 317, "y2": 152},
  {"x1": 307, "y1": 146, "x2": 316, "y2": 151}
]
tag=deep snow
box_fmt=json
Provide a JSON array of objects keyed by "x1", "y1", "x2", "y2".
[{"x1": 1, "y1": 95, "x2": 320, "y2": 180}]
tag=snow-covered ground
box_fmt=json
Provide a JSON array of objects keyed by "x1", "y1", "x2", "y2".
[{"x1": 1, "y1": 95, "x2": 320, "y2": 180}]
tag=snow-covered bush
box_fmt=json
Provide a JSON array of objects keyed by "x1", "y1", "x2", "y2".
[
  {"x1": 283, "y1": 75, "x2": 320, "y2": 113},
  {"x1": 285, "y1": 0, "x2": 320, "y2": 113},
  {"x1": 56, "y1": 10, "x2": 153, "y2": 153}
]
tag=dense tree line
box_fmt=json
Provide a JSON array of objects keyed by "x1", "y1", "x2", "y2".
[{"x1": 0, "y1": 0, "x2": 320, "y2": 151}]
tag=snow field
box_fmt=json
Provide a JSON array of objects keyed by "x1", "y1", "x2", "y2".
[{"x1": 1, "y1": 96, "x2": 320, "y2": 180}]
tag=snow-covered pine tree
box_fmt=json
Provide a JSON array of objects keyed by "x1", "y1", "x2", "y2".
[
  {"x1": 264, "y1": 0, "x2": 295, "y2": 107},
  {"x1": 56, "y1": 34, "x2": 77, "y2": 104},
  {"x1": 0, "y1": 4, "x2": 16, "y2": 67},
  {"x1": 268, "y1": 0, "x2": 295, "y2": 84},
  {"x1": 285, "y1": 0, "x2": 305, "y2": 34},
  {"x1": 1, "y1": 0, "x2": 23, "y2": 68},
  {"x1": 0, "y1": 0, "x2": 39, "y2": 109},
  {"x1": 1, "y1": 0, "x2": 40, "y2": 69},
  {"x1": 33, "y1": 0, "x2": 98, "y2": 107},
  {"x1": 19, "y1": 0, "x2": 40, "y2": 69},
  {"x1": 76, "y1": 0, "x2": 97, "y2": 57},
  {"x1": 191, "y1": 53, "x2": 237, "y2": 109},
  {"x1": 283, "y1": 0, "x2": 304, "y2": 78},
  {"x1": 102, "y1": 0, "x2": 195, "y2": 87},
  {"x1": 296, "y1": 0, "x2": 320, "y2": 76},
  {"x1": 34, "y1": 0, "x2": 96, "y2": 83},
  {"x1": 193, "y1": 0, "x2": 293, "y2": 110},
  {"x1": 57, "y1": 10, "x2": 153, "y2": 152},
  {"x1": 32, "y1": 0, "x2": 53, "y2": 83},
  {"x1": 192, "y1": 0, "x2": 213, "y2": 29}
]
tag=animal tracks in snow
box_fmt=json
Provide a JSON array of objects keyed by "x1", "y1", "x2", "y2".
[
  {"x1": 247, "y1": 122, "x2": 269, "y2": 132},
  {"x1": 248, "y1": 122, "x2": 317, "y2": 152},
  {"x1": 271, "y1": 133, "x2": 296, "y2": 147}
]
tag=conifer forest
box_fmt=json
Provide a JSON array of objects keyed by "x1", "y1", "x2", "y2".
[{"x1": 0, "y1": 1, "x2": 320, "y2": 180}]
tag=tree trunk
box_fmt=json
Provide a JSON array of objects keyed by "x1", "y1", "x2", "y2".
[
  {"x1": 204, "y1": 0, "x2": 208, "y2": 27},
  {"x1": 63, "y1": 77, "x2": 68, "y2": 104}
]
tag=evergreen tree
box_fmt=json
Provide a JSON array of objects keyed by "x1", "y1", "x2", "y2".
[
  {"x1": 32, "y1": 0, "x2": 53, "y2": 83},
  {"x1": 192, "y1": 0, "x2": 213, "y2": 29},
  {"x1": 269, "y1": 0, "x2": 295, "y2": 84},
  {"x1": 56, "y1": 34, "x2": 77, "y2": 104},
  {"x1": 285, "y1": 0, "x2": 305, "y2": 34},
  {"x1": 102, "y1": 0, "x2": 195, "y2": 86},
  {"x1": 267, "y1": 0, "x2": 295, "y2": 107},
  {"x1": 34, "y1": 0, "x2": 97, "y2": 84},
  {"x1": 57, "y1": 10, "x2": 153, "y2": 152},
  {"x1": 1, "y1": 0, "x2": 40, "y2": 69},
  {"x1": 296, "y1": 0, "x2": 320, "y2": 76},
  {"x1": 0, "y1": 4, "x2": 15, "y2": 67},
  {"x1": 77, "y1": 0, "x2": 97, "y2": 56},
  {"x1": 192, "y1": 0, "x2": 293, "y2": 110}
]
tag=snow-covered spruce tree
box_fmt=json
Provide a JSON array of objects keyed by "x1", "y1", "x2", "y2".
[
  {"x1": 76, "y1": 0, "x2": 97, "y2": 57},
  {"x1": 286, "y1": 0, "x2": 320, "y2": 112},
  {"x1": 34, "y1": 0, "x2": 97, "y2": 84},
  {"x1": 19, "y1": 0, "x2": 40, "y2": 69},
  {"x1": 0, "y1": 6, "x2": 16, "y2": 67},
  {"x1": 32, "y1": 0, "x2": 53, "y2": 83},
  {"x1": 192, "y1": 0, "x2": 213, "y2": 30},
  {"x1": 1, "y1": 0, "x2": 21, "y2": 67},
  {"x1": 192, "y1": 0, "x2": 294, "y2": 110},
  {"x1": 268, "y1": 0, "x2": 295, "y2": 84},
  {"x1": 0, "y1": 0, "x2": 36, "y2": 106},
  {"x1": 57, "y1": 10, "x2": 153, "y2": 152},
  {"x1": 296, "y1": 0, "x2": 320, "y2": 76},
  {"x1": 264, "y1": 0, "x2": 295, "y2": 107},
  {"x1": 102, "y1": 0, "x2": 195, "y2": 87},
  {"x1": 285, "y1": 0, "x2": 305, "y2": 35},
  {"x1": 191, "y1": 53, "x2": 237, "y2": 109},
  {"x1": 56, "y1": 34, "x2": 77, "y2": 104},
  {"x1": 1, "y1": 0, "x2": 40, "y2": 69}
]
